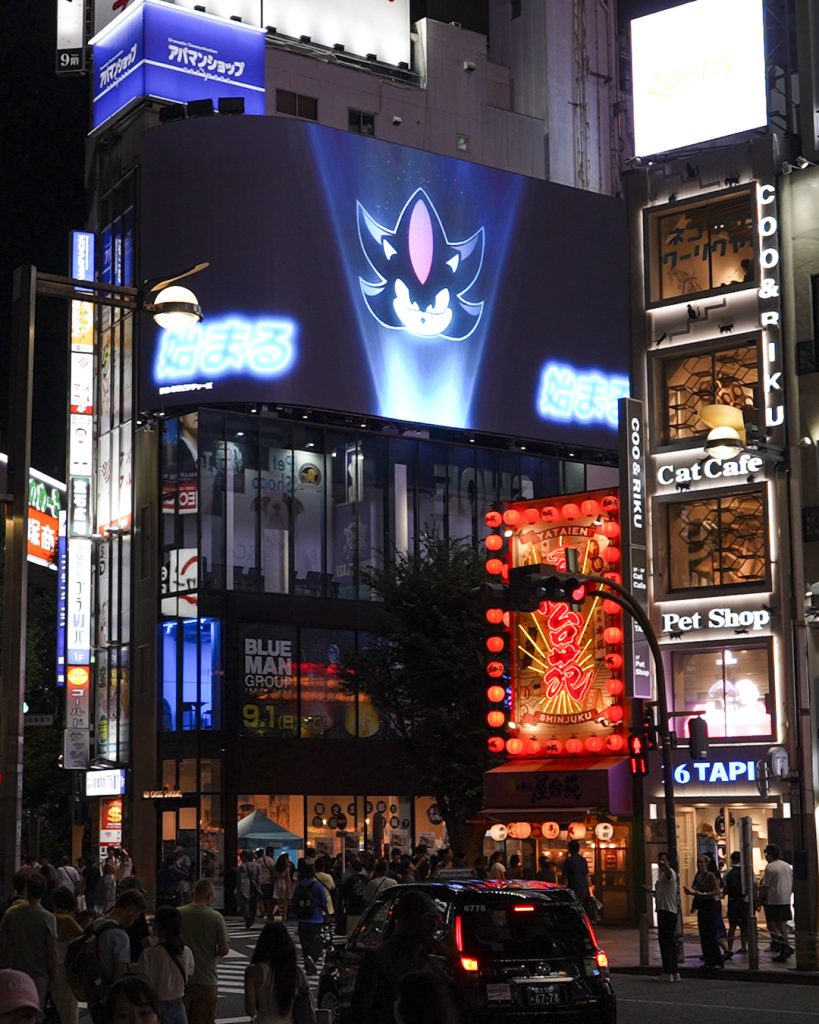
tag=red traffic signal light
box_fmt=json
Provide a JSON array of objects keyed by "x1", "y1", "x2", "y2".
[
  {"x1": 641, "y1": 707, "x2": 658, "y2": 751},
  {"x1": 627, "y1": 732, "x2": 649, "y2": 776}
]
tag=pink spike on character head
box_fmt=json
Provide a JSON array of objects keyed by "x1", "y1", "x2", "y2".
[{"x1": 408, "y1": 198, "x2": 433, "y2": 285}]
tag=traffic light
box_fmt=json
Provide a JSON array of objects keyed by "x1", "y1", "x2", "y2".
[
  {"x1": 641, "y1": 707, "x2": 658, "y2": 751},
  {"x1": 532, "y1": 548, "x2": 588, "y2": 611},
  {"x1": 627, "y1": 732, "x2": 649, "y2": 776},
  {"x1": 507, "y1": 566, "x2": 545, "y2": 612},
  {"x1": 688, "y1": 715, "x2": 709, "y2": 759}
]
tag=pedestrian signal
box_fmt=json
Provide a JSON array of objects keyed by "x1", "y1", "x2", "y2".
[{"x1": 628, "y1": 732, "x2": 649, "y2": 776}]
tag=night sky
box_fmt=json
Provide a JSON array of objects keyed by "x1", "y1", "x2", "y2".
[{"x1": 1, "y1": 0, "x2": 87, "y2": 479}]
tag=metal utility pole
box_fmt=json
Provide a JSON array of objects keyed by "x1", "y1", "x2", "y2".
[{"x1": 0, "y1": 267, "x2": 36, "y2": 890}]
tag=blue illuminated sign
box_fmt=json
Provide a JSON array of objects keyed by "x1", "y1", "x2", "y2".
[
  {"x1": 358, "y1": 188, "x2": 484, "y2": 341},
  {"x1": 537, "y1": 362, "x2": 629, "y2": 428},
  {"x1": 91, "y1": 0, "x2": 265, "y2": 131},
  {"x1": 154, "y1": 317, "x2": 297, "y2": 393}
]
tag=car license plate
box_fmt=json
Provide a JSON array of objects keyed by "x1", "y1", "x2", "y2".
[
  {"x1": 527, "y1": 984, "x2": 563, "y2": 1007},
  {"x1": 486, "y1": 984, "x2": 511, "y2": 1002}
]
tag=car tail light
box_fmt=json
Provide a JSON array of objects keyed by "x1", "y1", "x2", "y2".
[
  {"x1": 454, "y1": 915, "x2": 464, "y2": 952},
  {"x1": 512, "y1": 904, "x2": 535, "y2": 912},
  {"x1": 596, "y1": 951, "x2": 608, "y2": 970},
  {"x1": 461, "y1": 957, "x2": 479, "y2": 972}
]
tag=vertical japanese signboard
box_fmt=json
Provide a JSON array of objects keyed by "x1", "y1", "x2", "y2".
[
  {"x1": 64, "y1": 231, "x2": 96, "y2": 769},
  {"x1": 618, "y1": 397, "x2": 651, "y2": 699}
]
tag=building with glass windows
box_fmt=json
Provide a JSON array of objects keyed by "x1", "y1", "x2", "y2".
[
  {"x1": 622, "y1": 0, "x2": 818, "y2": 945},
  {"x1": 63, "y1": 0, "x2": 632, "y2": 905}
]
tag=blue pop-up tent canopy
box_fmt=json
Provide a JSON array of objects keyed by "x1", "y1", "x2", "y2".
[{"x1": 237, "y1": 810, "x2": 302, "y2": 853}]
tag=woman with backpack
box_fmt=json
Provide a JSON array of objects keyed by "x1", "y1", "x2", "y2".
[
  {"x1": 137, "y1": 905, "x2": 194, "y2": 1024},
  {"x1": 244, "y1": 923, "x2": 315, "y2": 1024},
  {"x1": 288, "y1": 863, "x2": 327, "y2": 977}
]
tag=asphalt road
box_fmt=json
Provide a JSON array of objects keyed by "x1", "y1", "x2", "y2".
[
  {"x1": 214, "y1": 919, "x2": 819, "y2": 1023},
  {"x1": 613, "y1": 973, "x2": 819, "y2": 1023}
]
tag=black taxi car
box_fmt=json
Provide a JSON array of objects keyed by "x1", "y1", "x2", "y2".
[{"x1": 317, "y1": 879, "x2": 616, "y2": 1023}]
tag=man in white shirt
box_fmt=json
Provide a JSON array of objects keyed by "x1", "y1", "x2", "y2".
[
  {"x1": 645, "y1": 851, "x2": 680, "y2": 982},
  {"x1": 760, "y1": 843, "x2": 793, "y2": 961}
]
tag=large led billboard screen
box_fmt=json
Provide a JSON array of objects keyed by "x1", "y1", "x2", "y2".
[
  {"x1": 139, "y1": 117, "x2": 630, "y2": 447},
  {"x1": 631, "y1": 0, "x2": 767, "y2": 157}
]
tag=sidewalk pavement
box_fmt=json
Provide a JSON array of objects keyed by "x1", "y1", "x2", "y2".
[{"x1": 596, "y1": 920, "x2": 819, "y2": 984}]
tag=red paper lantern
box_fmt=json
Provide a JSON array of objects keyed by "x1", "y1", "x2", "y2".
[
  {"x1": 602, "y1": 546, "x2": 621, "y2": 564},
  {"x1": 606, "y1": 704, "x2": 624, "y2": 723},
  {"x1": 486, "y1": 661, "x2": 505, "y2": 678},
  {"x1": 484, "y1": 534, "x2": 503, "y2": 551},
  {"x1": 487, "y1": 710, "x2": 506, "y2": 728},
  {"x1": 543, "y1": 737, "x2": 563, "y2": 755},
  {"x1": 488, "y1": 736, "x2": 505, "y2": 753},
  {"x1": 605, "y1": 677, "x2": 624, "y2": 697},
  {"x1": 602, "y1": 600, "x2": 620, "y2": 616},
  {"x1": 524, "y1": 507, "x2": 540, "y2": 524},
  {"x1": 486, "y1": 636, "x2": 505, "y2": 653},
  {"x1": 506, "y1": 738, "x2": 524, "y2": 755},
  {"x1": 605, "y1": 734, "x2": 625, "y2": 752},
  {"x1": 500, "y1": 564, "x2": 509, "y2": 582},
  {"x1": 486, "y1": 558, "x2": 504, "y2": 575},
  {"x1": 565, "y1": 736, "x2": 583, "y2": 755},
  {"x1": 486, "y1": 685, "x2": 506, "y2": 703},
  {"x1": 603, "y1": 571, "x2": 622, "y2": 585},
  {"x1": 485, "y1": 511, "x2": 503, "y2": 528},
  {"x1": 562, "y1": 503, "x2": 580, "y2": 521},
  {"x1": 603, "y1": 626, "x2": 623, "y2": 645},
  {"x1": 581, "y1": 499, "x2": 600, "y2": 517},
  {"x1": 486, "y1": 608, "x2": 505, "y2": 625},
  {"x1": 585, "y1": 735, "x2": 603, "y2": 754},
  {"x1": 604, "y1": 653, "x2": 623, "y2": 670},
  {"x1": 502, "y1": 509, "x2": 521, "y2": 527},
  {"x1": 602, "y1": 495, "x2": 619, "y2": 512},
  {"x1": 601, "y1": 521, "x2": 620, "y2": 539},
  {"x1": 525, "y1": 738, "x2": 543, "y2": 756},
  {"x1": 541, "y1": 505, "x2": 559, "y2": 522}
]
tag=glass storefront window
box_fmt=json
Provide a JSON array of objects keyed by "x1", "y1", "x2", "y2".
[
  {"x1": 159, "y1": 618, "x2": 222, "y2": 731},
  {"x1": 299, "y1": 629, "x2": 356, "y2": 738},
  {"x1": 237, "y1": 795, "x2": 305, "y2": 860},
  {"x1": 646, "y1": 192, "x2": 756, "y2": 305},
  {"x1": 366, "y1": 796, "x2": 412, "y2": 857},
  {"x1": 673, "y1": 644, "x2": 772, "y2": 739},
  {"x1": 259, "y1": 431, "x2": 293, "y2": 595},
  {"x1": 663, "y1": 344, "x2": 761, "y2": 443},
  {"x1": 667, "y1": 492, "x2": 766, "y2": 590},
  {"x1": 414, "y1": 796, "x2": 447, "y2": 852},
  {"x1": 388, "y1": 439, "x2": 416, "y2": 559},
  {"x1": 326, "y1": 434, "x2": 359, "y2": 599},
  {"x1": 307, "y1": 795, "x2": 363, "y2": 859}
]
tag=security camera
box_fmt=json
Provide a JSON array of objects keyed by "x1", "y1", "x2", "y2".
[
  {"x1": 392, "y1": 115, "x2": 402, "y2": 126},
  {"x1": 463, "y1": 60, "x2": 476, "y2": 72}
]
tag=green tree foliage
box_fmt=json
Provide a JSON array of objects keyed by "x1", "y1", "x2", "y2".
[{"x1": 352, "y1": 531, "x2": 497, "y2": 856}]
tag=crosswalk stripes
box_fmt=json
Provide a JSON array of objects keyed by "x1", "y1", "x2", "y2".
[{"x1": 221, "y1": 920, "x2": 321, "y2": 1001}]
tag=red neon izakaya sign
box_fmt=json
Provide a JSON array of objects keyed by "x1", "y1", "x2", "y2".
[{"x1": 483, "y1": 489, "x2": 627, "y2": 758}]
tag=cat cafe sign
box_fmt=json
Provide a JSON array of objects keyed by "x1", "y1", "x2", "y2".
[{"x1": 654, "y1": 449, "x2": 765, "y2": 494}]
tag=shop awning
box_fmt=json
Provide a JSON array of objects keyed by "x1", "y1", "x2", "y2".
[{"x1": 481, "y1": 757, "x2": 633, "y2": 819}]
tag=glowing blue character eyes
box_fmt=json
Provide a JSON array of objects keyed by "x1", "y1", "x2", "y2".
[
  {"x1": 537, "y1": 362, "x2": 629, "y2": 428},
  {"x1": 154, "y1": 317, "x2": 297, "y2": 385},
  {"x1": 358, "y1": 187, "x2": 484, "y2": 341}
]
